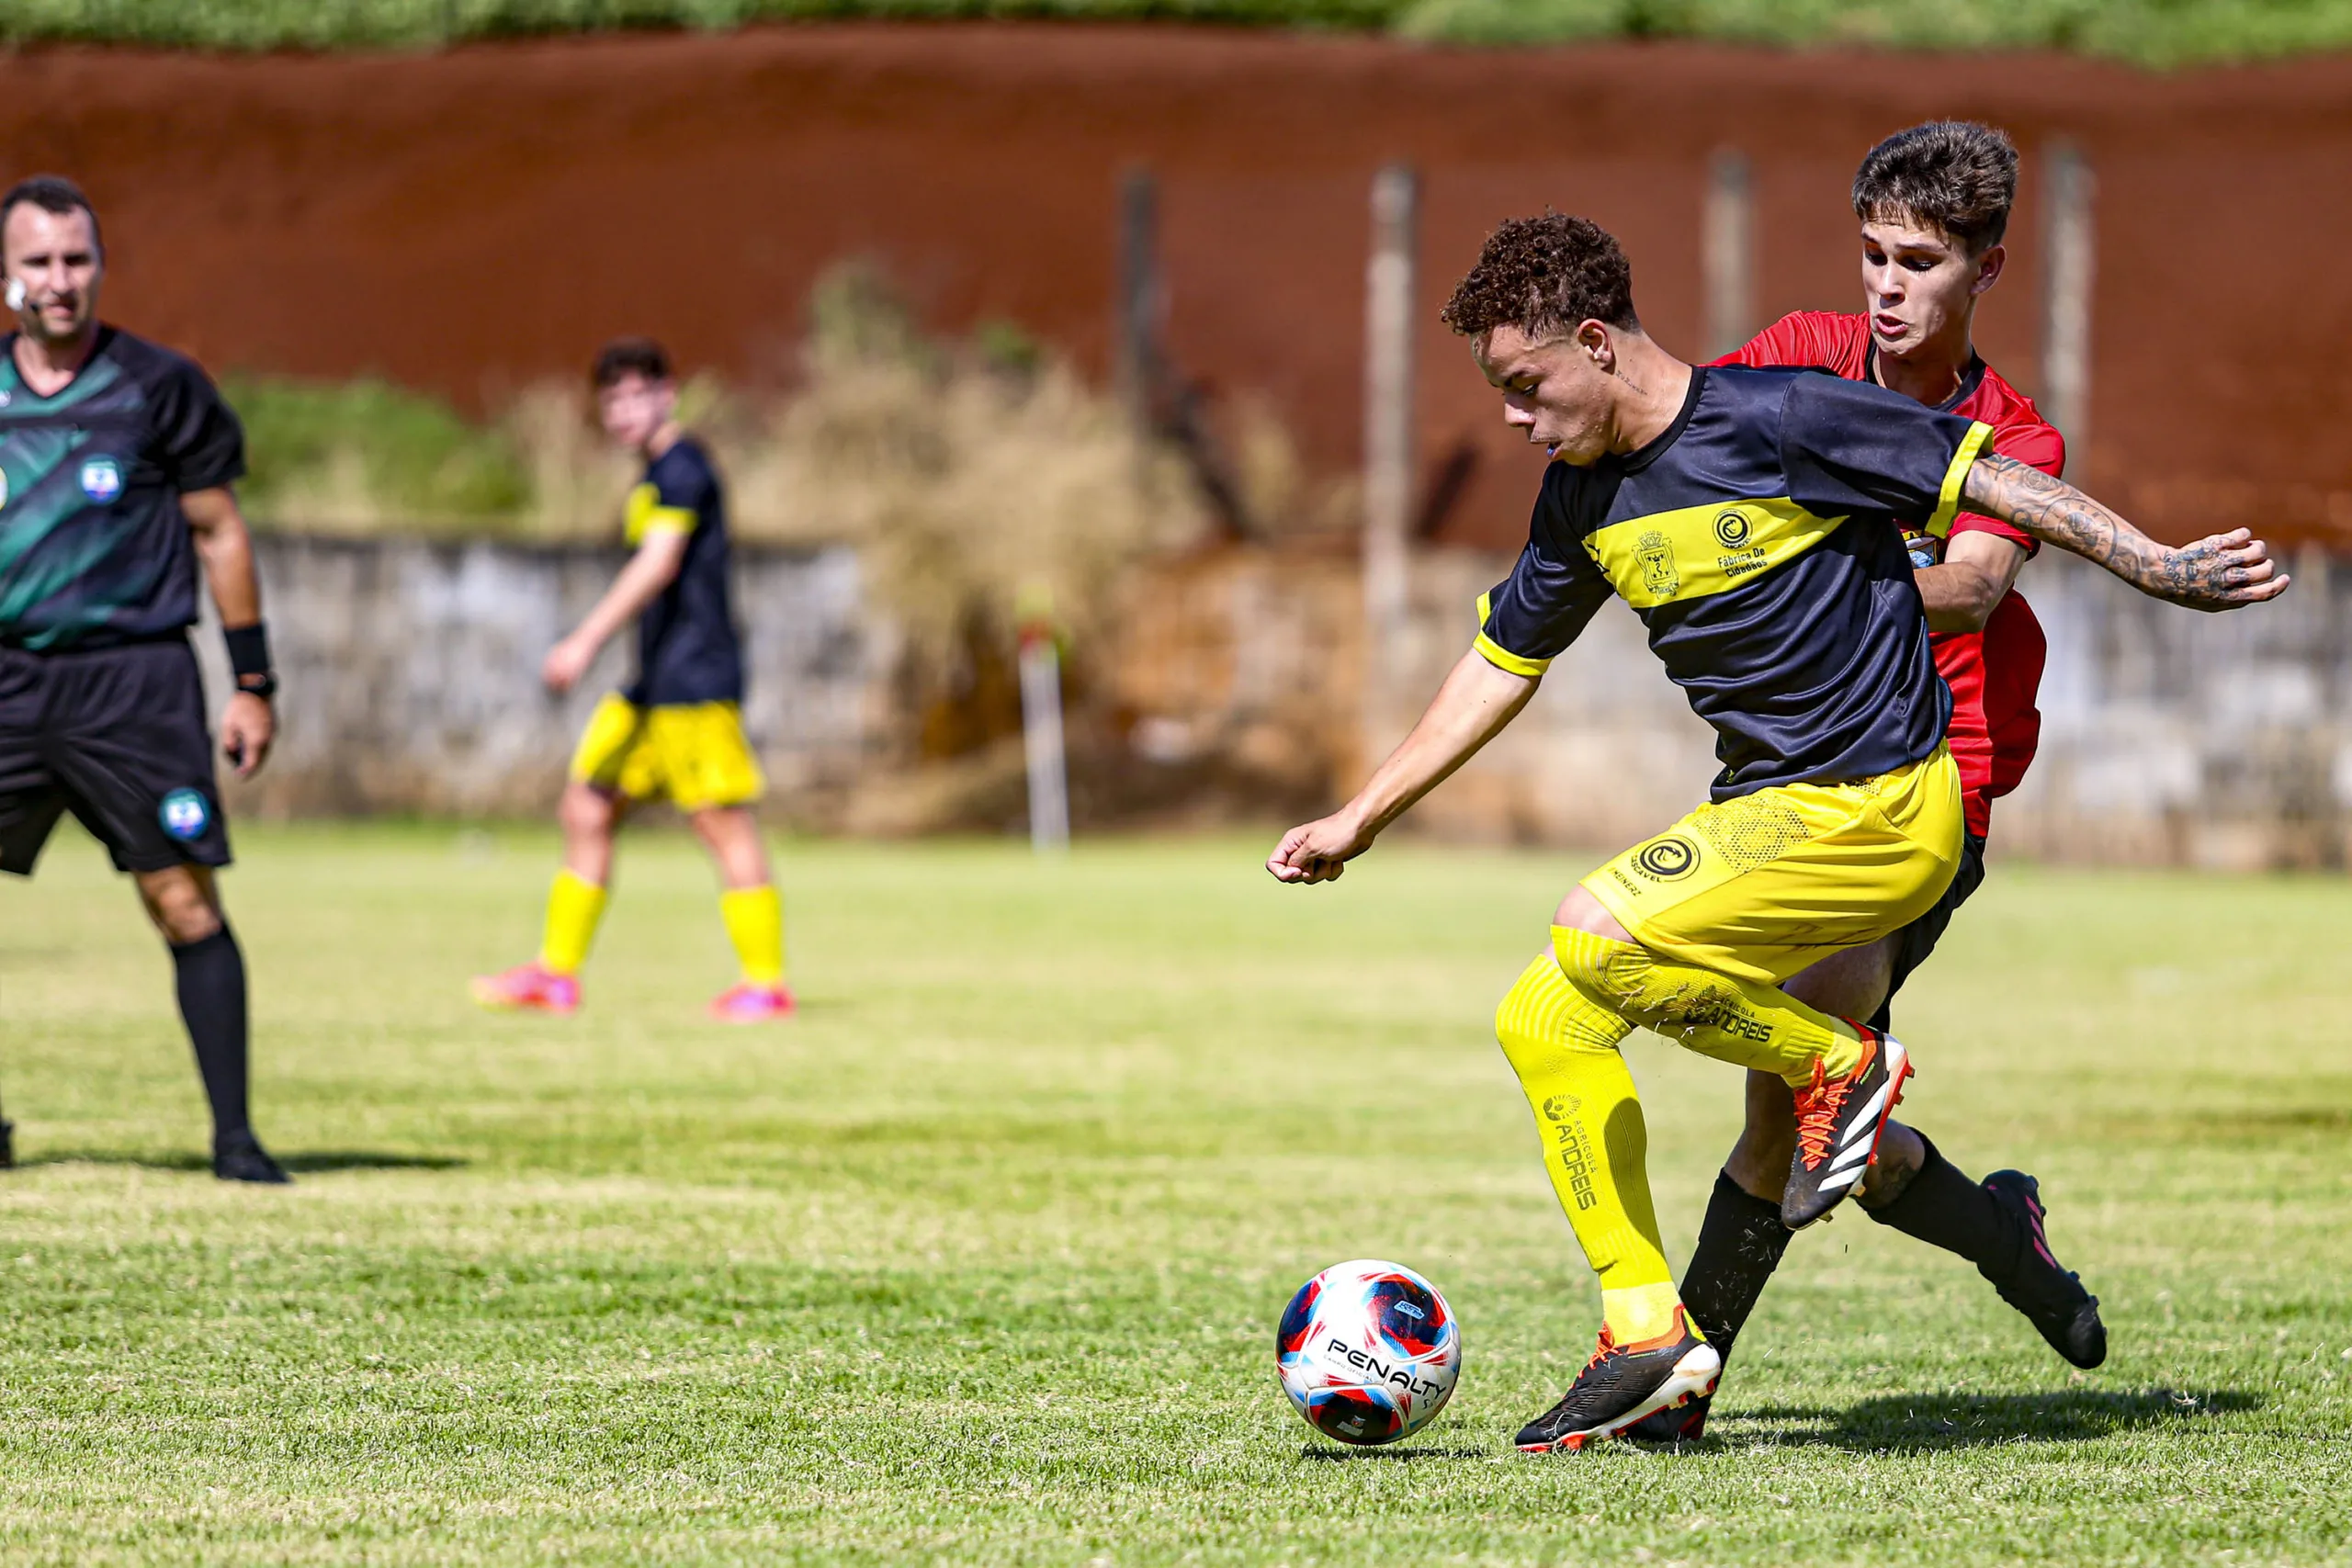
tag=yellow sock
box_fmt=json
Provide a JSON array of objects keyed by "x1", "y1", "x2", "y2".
[
  {"x1": 1552, "y1": 926, "x2": 1862, "y2": 1086},
  {"x1": 1601, "y1": 1282, "x2": 1689, "y2": 1346},
  {"x1": 538, "y1": 870, "x2": 607, "y2": 977},
  {"x1": 719, "y1": 885, "x2": 786, "y2": 987},
  {"x1": 1495, "y1": 953, "x2": 1693, "y2": 1346}
]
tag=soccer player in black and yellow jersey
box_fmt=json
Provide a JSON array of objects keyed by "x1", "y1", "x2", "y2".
[
  {"x1": 473, "y1": 340, "x2": 791, "y2": 1023},
  {"x1": 1268, "y1": 214, "x2": 2285, "y2": 1450}
]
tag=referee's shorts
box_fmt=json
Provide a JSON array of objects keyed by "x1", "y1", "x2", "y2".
[{"x1": 0, "y1": 636, "x2": 232, "y2": 876}]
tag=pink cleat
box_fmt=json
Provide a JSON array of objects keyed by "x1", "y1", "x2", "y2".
[
  {"x1": 707, "y1": 982, "x2": 796, "y2": 1022},
  {"x1": 470, "y1": 962, "x2": 581, "y2": 1016}
]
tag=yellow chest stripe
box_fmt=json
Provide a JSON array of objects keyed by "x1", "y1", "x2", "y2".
[{"x1": 1584, "y1": 497, "x2": 1846, "y2": 610}]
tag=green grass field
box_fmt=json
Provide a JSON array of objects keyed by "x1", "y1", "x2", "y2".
[{"x1": 1, "y1": 822, "x2": 2347, "y2": 1564}]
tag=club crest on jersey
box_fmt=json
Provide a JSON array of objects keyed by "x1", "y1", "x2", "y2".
[
  {"x1": 1635, "y1": 530, "x2": 1679, "y2": 598},
  {"x1": 80, "y1": 457, "x2": 123, "y2": 503},
  {"x1": 159, "y1": 788, "x2": 210, "y2": 841},
  {"x1": 1633, "y1": 835, "x2": 1699, "y2": 882}
]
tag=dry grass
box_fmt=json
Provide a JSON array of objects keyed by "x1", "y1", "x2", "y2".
[{"x1": 240, "y1": 266, "x2": 1228, "y2": 676}]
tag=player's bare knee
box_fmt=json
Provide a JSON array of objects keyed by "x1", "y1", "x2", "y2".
[
  {"x1": 1856, "y1": 1121, "x2": 1927, "y2": 1208},
  {"x1": 690, "y1": 806, "x2": 769, "y2": 888},
  {"x1": 137, "y1": 866, "x2": 222, "y2": 946},
  {"x1": 558, "y1": 783, "x2": 618, "y2": 842},
  {"x1": 1551, "y1": 884, "x2": 1634, "y2": 943},
  {"x1": 1783, "y1": 937, "x2": 1896, "y2": 1022}
]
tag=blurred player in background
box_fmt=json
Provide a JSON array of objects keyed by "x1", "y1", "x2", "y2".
[
  {"x1": 1633, "y1": 120, "x2": 2104, "y2": 1443},
  {"x1": 472, "y1": 339, "x2": 792, "y2": 1022},
  {"x1": 1270, "y1": 212, "x2": 2283, "y2": 1450},
  {"x1": 0, "y1": 175, "x2": 286, "y2": 1182}
]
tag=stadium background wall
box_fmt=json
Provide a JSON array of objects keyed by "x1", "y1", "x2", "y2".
[
  {"x1": 207, "y1": 536, "x2": 2352, "y2": 870},
  {"x1": 6, "y1": 27, "x2": 2348, "y2": 556}
]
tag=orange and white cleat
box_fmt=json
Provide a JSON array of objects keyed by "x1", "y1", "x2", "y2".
[
  {"x1": 707, "y1": 982, "x2": 796, "y2": 1023},
  {"x1": 1515, "y1": 1308, "x2": 1722, "y2": 1453},
  {"x1": 1781, "y1": 1021, "x2": 1911, "y2": 1229},
  {"x1": 469, "y1": 962, "x2": 582, "y2": 1016}
]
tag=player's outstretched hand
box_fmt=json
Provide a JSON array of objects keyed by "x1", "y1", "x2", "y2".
[
  {"x1": 1268, "y1": 811, "x2": 1374, "y2": 886},
  {"x1": 542, "y1": 636, "x2": 595, "y2": 694},
  {"x1": 220, "y1": 691, "x2": 275, "y2": 779},
  {"x1": 2165, "y1": 528, "x2": 2290, "y2": 611}
]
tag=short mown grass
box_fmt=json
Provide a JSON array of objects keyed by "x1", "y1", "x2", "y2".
[
  {"x1": 4, "y1": 0, "x2": 2351, "y2": 66},
  {"x1": 0, "y1": 824, "x2": 2347, "y2": 1563}
]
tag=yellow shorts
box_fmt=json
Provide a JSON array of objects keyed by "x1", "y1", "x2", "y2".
[
  {"x1": 568, "y1": 694, "x2": 765, "y2": 812},
  {"x1": 1582, "y1": 745, "x2": 1964, "y2": 987}
]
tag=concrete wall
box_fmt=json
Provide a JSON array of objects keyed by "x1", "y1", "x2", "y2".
[
  {"x1": 204, "y1": 536, "x2": 878, "y2": 820},
  {"x1": 1109, "y1": 543, "x2": 2352, "y2": 868},
  {"x1": 210, "y1": 535, "x2": 2351, "y2": 868}
]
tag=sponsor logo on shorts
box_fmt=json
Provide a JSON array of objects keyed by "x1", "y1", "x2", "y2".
[
  {"x1": 80, "y1": 457, "x2": 123, "y2": 503},
  {"x1": 1713, "y1": 510, "x2": 1751, "y2": 548},
  {"x1": 1540, "y1": 1093, "x2": 1582, "y2": 1122},
  {"x1": 159, "y1": 788, "x2": 210, "y2": 841},
  {"x1": 1632, "y1": 835, "x2": 1699, "y2": 882}
]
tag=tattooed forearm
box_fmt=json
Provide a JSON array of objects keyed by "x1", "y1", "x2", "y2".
[{"x1": 1958, "y1": 454, "x2": 2289, "y2": 612}]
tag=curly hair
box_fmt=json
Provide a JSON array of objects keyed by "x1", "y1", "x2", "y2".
[
  {"x1": 1851, "y1": 121, "x2": 2018, "y2": 255},
  {"x1": 1440, "y1": 213, "x2": 1639, "y2": 341}
]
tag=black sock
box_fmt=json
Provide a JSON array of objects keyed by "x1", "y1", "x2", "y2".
[
  {"x1": 171, "y1": 928, "x2": 251, "y2": 1148},
  {"x1": 1863, "y1": 1135, "x2": 2017, "y2": 1275},
  {"x1": 1679, "y1": 1171, "x2": 1795, "y2": 1364}
]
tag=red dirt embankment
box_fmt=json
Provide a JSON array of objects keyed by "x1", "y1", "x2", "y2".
[{"x1": 3, "y1": 27, "x2": 2346, "y2": 549}]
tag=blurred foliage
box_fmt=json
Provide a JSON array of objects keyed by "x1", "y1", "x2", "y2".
[
  {"x1": 3, "y1": 0, "x2": 2351, "y2": 63},
  {"x1": 225, "y1": 374, "x2": 533, "y2": 535}
]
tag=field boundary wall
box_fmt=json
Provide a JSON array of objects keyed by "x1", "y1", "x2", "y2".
[{"x1": 206, "y1": 535, "x2": 2352, "y2": 868}]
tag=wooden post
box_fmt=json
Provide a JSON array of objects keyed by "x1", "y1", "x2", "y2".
[
  {"x1": 1115, "y1": 168, "x2": 1162, "y2": 429},
  {"x1": 2041, "y1": 141, "x2": 2096, "y2": 446},
  {"x1": 1363, "y1": 164, "x2": 1418, "y2": 734},
  {"x1": 1703, "y1": 148, "x2": 1754, "y2": 359}
]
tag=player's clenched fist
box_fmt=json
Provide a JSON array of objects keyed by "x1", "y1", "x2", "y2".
[{"x1": 1267, "y1": 812, "x2": 1374, "y2": 885}]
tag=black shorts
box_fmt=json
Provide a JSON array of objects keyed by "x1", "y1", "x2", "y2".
[
  {"x1": 0, "y1": 637, "x2": 232, "y2": 876},
  {"x1": 1866, "y1": 829, "x2": 1987, "y2": 1034}
]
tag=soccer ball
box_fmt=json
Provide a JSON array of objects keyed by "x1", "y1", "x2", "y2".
[{"x1": 1274, "y1": 1259, "x2": 1461, "y2": 1445}]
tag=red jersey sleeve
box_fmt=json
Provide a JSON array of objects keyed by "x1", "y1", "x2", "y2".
[
  {"x1": 1949, "y1": 419, "x2": 2064, "y2": 556},
  {"x1": 1711, "y1": 311, "x2": 1851, "y2": 371}
]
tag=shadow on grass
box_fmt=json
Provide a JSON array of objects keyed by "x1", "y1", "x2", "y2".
[
  {"x1": 21, "y1": 1149, "x2": 467, "y2": 1174},
  {"x1": 1731, "y1": 1387, "x2": 2264, "y2": 1451},
  {"x1": 1301, "y1": 1444, "x2": 1491, "y2": 1462}
]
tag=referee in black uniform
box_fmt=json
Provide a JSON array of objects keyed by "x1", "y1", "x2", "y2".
[{"x1": 0, "y1": 176, "x2": 286, "y2": 1182}]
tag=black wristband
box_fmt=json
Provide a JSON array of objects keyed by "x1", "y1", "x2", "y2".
[{"x1": 224, "y1": 623, "x2": 272, "y2": 680}]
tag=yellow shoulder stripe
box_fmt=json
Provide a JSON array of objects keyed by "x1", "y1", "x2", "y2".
[
  {"x1": 623, "y1": 481, "x2": 698, "y2": 546},
  {"x1": 1583, "y1": 496, "x2": 1843, "y2": 611},
  {"x1": 1472, "y1": 589, "x2": 1554, "y2": 677},
  {"x1": 1927, "y1": 420, "x2": 1996, "y2": 539}
]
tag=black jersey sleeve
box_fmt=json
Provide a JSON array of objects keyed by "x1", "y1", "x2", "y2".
[
  {"x1": 1474, "y1": 474, "x2": 1613, "y2": 675},
  {"x1": 653, "y1": 443, "x2": 718, "y2": 513},
  {"x1": 153, "y1": 356, "x2": 246, "y2": 492},
  {"x1": 1777, "y1": 372, "x2": 1992, "y2": 539}
]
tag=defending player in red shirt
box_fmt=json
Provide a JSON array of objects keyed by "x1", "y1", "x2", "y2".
[{"x1": 1629, "y1": 122, "x2": 2095, "y2": 1442}]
